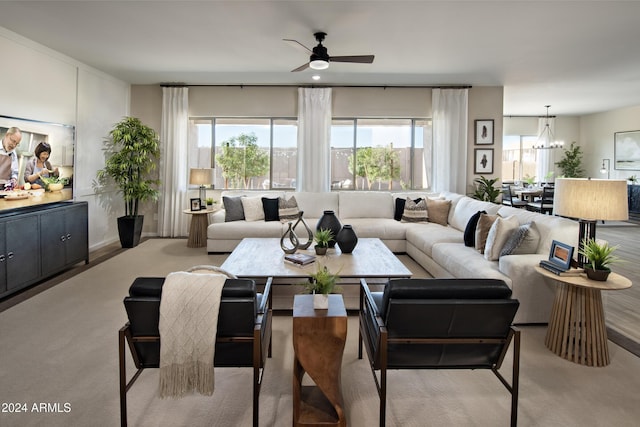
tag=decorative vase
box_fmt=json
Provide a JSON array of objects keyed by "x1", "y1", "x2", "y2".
[
  {"x1": 336, "y1": 224, "x2": 358, "y2": 254},
  {"x1": 585, "y1": 267, "x2": 610, "y2": 281},
  {"x1": 314, "y1": 245, "x2": 328, "y2": 256},
  {"x1": 293, "y1": 211, "x2": 314, "y2": 250},
  {"x1": 117, "y1": 215, "x2": 144, "y2": 248},
  {"x1": 313, "y1": 292, "x2": 329, "y2": 310},
  {"x1": 316, "y1": 210, "x2": 341, "y2": 248},
  {"x1": 280, "y1": 222, "x2": 299, "y2": 254}
]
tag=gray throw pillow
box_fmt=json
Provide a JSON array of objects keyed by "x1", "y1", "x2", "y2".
[
  {"x1": 500, "y1": 222, "x2": 541, "y2": 256},
  {"x1": 223, "y1": 196, "x2": 245, "y2": 222}
]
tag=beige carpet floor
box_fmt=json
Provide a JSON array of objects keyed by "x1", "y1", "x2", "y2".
[{"x1": 1, "y1": 238, "x2": 639, "y2": 427}]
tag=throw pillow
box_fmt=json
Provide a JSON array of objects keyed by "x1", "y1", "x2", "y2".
[
  {"x1": 475, "y1": 213, "x2": 500, "y2": 253},
  {"x1": 223, "y1": 196, "x2": 245, "y2": 222},
  {"x1": 262, "y1": 197, "x2": 280, "y2": 222},
  {"x1": 426, "y1": 198, "x2": 451, "y2": 226},
  {"x1": 241, "y1": 197, "x2": 265, "y2": 222},
  {"x1": 484, "y1": 215, "x2": 520, "y2": 261},
  {"x1": 278, "y1": 196, "x2": 299, "y2": 222},
  {"x1": 463, "y1": 210, "x2": 487, "y2": 247},
  {"x1": 401, "y1": 197, "x2": 428, "y2": 222},
  {"x1": 394, "y1": 197, "x2": 423, "y2": 221},
  {"x1": 512, "y1": 221, "x2": 541, "y2": 255}
]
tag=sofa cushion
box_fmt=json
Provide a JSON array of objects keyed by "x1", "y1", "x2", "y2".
[
  {"x1": 223, "y1": 196, "x2": 245, "y2": 222},
  {"x1": 402, "y1": 198, "x2": 428, "y2": 222},
  {"x1": 241, "y1": 197, "x2": 265, "y2": 222},
  {"x1": 426, "y1": 198, "x2": 451, "y2": 226},
  {"x1": 406, "y1": 223, "x2": 464, "y2": 258},
  {"x1": 339, "y1": 191, "x2": 394, "y2": 219},
  {"x1": 346, "y1": 218, "x2": 408, "y2": 241},
  {"x1": 449, "y1": 197, "x2": 501, "y2": 232},
  {"x1": 464, "y1": 210, "x2": 486, "y2": 247},
  {"x1": 207, "y1": 221, "x2": 284, "y2": 239},
  {"x1": 475, "y1": 213, "x2": 499, "y2": 253},
  {"x1": 278, "y1": 196, "x2": 299, "y2": 222},
  {"x1": 286, "y1": 192, "x2": 339, "y2": 219},
  {"x1": 484, "y1": 215, "x2": 520, "y2": 261},
  {"x1": 432, "y1": 243, "x2": 510, "y2": 282},
  {"x1": 262, "y1": 197, "x2": 280, "y2": 221},
  {"x1": 500, "y1": 222, "x2": 541, "y2": 256}
]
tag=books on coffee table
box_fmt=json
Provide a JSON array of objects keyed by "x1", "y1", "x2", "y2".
[{"x1": 284, "y1": 253, "x2": 316, "y2": 266}]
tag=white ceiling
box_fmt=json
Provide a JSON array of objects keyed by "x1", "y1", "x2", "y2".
[{"x1": 2, "y1": 1, "x2": 640, "y2": 116}]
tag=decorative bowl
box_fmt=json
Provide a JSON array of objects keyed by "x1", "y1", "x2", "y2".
[{"x1": 47, "y1": 183, "x2": 64, "y2": 192}]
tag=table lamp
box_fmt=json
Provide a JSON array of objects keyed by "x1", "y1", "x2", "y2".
[
  {"x1": 554, "y1": 178, "x2": 628, "y2": 266},
  {"x1": 189, "y1": 168, "x2": 214, "y2": 209}
]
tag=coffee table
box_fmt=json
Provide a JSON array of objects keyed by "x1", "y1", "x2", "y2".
[{"x1": 220, "y1": 237, "x2": 412, "y2": 283}]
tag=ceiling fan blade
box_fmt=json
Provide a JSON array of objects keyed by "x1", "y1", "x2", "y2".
[
  {"x1": 283, "y1": 38, "x2": 312, "y2": 54},
  {"x1": 291, "y1": 62, "x2": 310, "y2": 72},
  {"x1": 329, "y1": 55, "x2": 375, "y2": 64}
]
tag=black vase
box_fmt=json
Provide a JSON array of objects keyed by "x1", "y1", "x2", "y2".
[
  {"x1": 117, "y1": 215, "x2": 144, "y2": 248},
  {"x1": 316, "y1": 210, "x2": 342, "y2": 248},
  {"x1": 336, "y1": 225, "x2": 358, "y2": 254}
]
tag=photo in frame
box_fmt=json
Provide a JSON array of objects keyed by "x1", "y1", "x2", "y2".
[
  {"x1": 614, "y1": 130, "x2": 640, "y2": 170},
  {"x1": 475, "y1": 119, "x2": 494, "y2": 145},
  {"x1": 474, "y1": 148, "x2": 494, "y2": 174},
  {"x1": 190, "y1": 198, "x2": 202, "y2": 211}
]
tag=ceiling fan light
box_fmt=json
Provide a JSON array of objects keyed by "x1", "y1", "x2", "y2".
[{"x1": 310, "y1": 59, "x2": 329, "y2": 70}]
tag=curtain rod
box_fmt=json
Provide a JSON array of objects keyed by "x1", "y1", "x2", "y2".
[
  {"x1": 505, "y1": 115, "x2": 557, "y2": 118},
  {"x1": 160, "y1": 83, "x2": 472, "y2": 89}
]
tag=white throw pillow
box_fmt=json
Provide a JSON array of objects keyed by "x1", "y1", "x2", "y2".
[
  {"x1": 484, "y1": 215, "x2": 520, "y2": 261},
  {"x1": 241, "y1": 197, "x2": 265, "y2": 222}
]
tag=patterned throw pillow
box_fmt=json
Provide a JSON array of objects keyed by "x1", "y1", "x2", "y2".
[
  {"x1": 401, "y1": 197, "x2": 428, "y2": 222},
  {"x1": 426, "y1": 198, "x2": 451, "y2": 226},
  {"x1": 278, "y1": 196, "x2": 299, "y2": 222},
  {"x1": 394, "y1": 197, "x2": 422, "y2": 221},
  {"x1": 475, "y1": 213, "x2": 499, "y2": 253},
  {"x1": 500, "y1": 222, "x2": 541, "y2": 256},
  {"x1": 223, "y1": 196, "x2": 245, "y2": 222}
]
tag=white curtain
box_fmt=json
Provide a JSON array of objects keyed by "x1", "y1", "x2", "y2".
[
  {"x1": 158, "y1": 86, "x2": 189, "y2": 237},
  {"x1": 431, "y1": 88, "x2": 468, "y2": 194},
  {"x1": 535, "y1": 117, "x2": 556, "y2": 184},
  {"x1": 296, "y1": 87, "x2": 332, "y2": 192}
]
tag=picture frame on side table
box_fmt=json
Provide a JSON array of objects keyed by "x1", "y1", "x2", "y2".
[
  {"x1": 475, "y1": 119, "x2": 494, "y2": 145},
  {"x1": 474, "y1": 148, "x2": 494, "y2": 174},
  {"x1": 614, "y1": 130, "x2": 640, "y2": 170},
  {"x1": 190, "y1": 198, "x2": 202, "y2": 211}
]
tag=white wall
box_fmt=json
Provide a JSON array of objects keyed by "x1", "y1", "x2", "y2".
[{"x1": 0, "y1": 26, "x2": 130, "y2": 250}]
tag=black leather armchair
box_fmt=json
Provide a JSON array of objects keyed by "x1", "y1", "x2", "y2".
[
  {"x1": 358, "y1": 278, "x2": 520, "y2": 427},
  {"x1": 118, "y1": 275, "x2": 272, "y2": 427}
]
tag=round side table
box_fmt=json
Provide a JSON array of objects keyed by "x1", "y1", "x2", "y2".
[
  {"x1": 183, "y1": 208, "x2": 216, "y2": 248},
  {"x1": 536, "y1": 266, "x2": 631, "y2": 367}
]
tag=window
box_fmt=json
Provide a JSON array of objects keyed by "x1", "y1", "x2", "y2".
[
  {"x1": 330, "y1": 118, "x2": 431, "y2": 190},
  {"x1": 502, "y1": 135, "x2": 538, "y2": 183},
  {"x1": 188, "y1": 118, "x2": 297, "y2": 190}
]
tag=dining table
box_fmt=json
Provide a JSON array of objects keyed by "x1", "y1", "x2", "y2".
[{"x1": 514, "y1": 187, "x2": 543, "y2": 202}]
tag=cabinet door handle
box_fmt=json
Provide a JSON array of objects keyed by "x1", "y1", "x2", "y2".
[
  {"x1": 67, "y1": 234, "x2": 72, "y2": 240},
  {"x1": 7, "y1": 252, "x2": 14, "y2": 259},
  {"x1": 0, "y1": 255, "x2": 4, "y2": 262},
  {"x1": 60, "y1": 235, "x2": 66, "y2": 242}
]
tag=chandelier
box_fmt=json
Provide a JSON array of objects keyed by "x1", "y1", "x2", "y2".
[{"x1": 534, "y1": 105, "x2": 564, "y2": 150}]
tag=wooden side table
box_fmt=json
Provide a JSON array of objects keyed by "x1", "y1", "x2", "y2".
[
  {"x1": 293, "y1": 294, "x2": 347, "y2": 426},
  {"x1": 183, "y1": 208, "x2": 215, "y2": 248},
  {"x1": 536, "y1": 267, "x2": 632, "y2": 367}
]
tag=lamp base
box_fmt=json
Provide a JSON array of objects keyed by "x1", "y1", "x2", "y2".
[
  {"x1": 577, "y1": 219, "x2": 597, "y2": 267},
  {"x1": 199, "y1": 186, "x2": 206, "y2": 209}
]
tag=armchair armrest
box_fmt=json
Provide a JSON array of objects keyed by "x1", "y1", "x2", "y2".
[{"x1": 258, "y1": 277, "x2": 272, "y2": 314}]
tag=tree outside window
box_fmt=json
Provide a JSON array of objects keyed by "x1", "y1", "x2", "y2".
[{"x1": 215, "y1": 132, "x2": 269, "y2": 189}]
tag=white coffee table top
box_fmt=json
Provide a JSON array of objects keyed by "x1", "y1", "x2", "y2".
[{"x1": 220, "y1": 237, "x2": 412, "y2": 281}]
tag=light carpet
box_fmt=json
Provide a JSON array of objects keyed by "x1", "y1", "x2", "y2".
[{"x1": 1, "y1": 238, "x2": 639, "y2": 426}]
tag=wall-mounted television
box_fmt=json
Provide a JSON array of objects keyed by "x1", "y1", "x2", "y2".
[{"x1": 0, "y1": 115, "x2": 74, "y2": 213}]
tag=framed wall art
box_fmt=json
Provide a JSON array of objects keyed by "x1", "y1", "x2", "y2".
[
  {"x1": 614, "y1": 130, "x2": 640, "y2": 170},
  {"x1": 475, "y1": 119, "x2": 494, "y2": 145},
  {"x1": 190, "y1": 198, "x2": 202, "y2": 211},
  {"x1": 474, "y1": 148, "x2": 494, "y2": 174}
]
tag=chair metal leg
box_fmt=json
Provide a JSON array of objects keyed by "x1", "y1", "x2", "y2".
[
  {"x1": 119, "y1": 327, "x2": 128, "y2": 427},
  {"x1": 511, "y1": 329, "x2": 521, "y2": 427}
]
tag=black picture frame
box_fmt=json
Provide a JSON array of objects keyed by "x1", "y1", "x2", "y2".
[
  {"x1": 614, "y1": 130, "x2": 640, "y2": 170},
  {"x1": 548, "y1": 240, "x2": 574, "y2": 270},
  {"x1": 474, "y1": 148, "x2": 494, "y2": 174},
  {"x1": 475, "y1": 119, "x2": 494, "y2": 145},
  {"x1": 190, "y1": 198, "x2": 201, "y2": 211}
]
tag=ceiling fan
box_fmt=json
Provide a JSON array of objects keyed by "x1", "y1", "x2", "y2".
[{"x1": 283, "y1": 32, "x2": 375, "y2": 72}]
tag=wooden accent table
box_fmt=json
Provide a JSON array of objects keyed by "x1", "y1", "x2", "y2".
[
  {"x1": 293, "y1": 294, "x2": 347, "y2": 426},
  {"x1": 536, "y1": 267, "x2": 632, "y2": 367},
  {"x1": 183, "y1": 208, "x2": 216, "y2": 248}
]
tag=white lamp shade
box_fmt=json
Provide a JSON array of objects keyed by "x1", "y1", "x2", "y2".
[
  {"x1": 189, "y1": 168, "x2": 214, "y2": 186},
  {"x1": 554, "y1": 178, "x2": 629, "y2": 221}
]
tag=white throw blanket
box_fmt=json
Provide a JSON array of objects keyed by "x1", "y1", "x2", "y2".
[{"x1": 158, "y1": 271, "x2": 226, "y2": 398}]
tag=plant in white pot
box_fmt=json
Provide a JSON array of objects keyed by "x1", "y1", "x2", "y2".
[
  {"x1": 301, "y1": 265, "x2": 341, "y2": 309},
  {"x1": 579, "y1": 238, "x2": 621, "y2": 281},
  {"x1": 96, "y1": 117, "x2": 160, "y2": 248}
]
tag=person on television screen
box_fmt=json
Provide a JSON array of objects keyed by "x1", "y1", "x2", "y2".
[
  {"x1": 0, "y1": 126, "x2": 22, "y2": 189},
  {"x1": 25, "y1": 141, "x2": 59, "y2": 187}
]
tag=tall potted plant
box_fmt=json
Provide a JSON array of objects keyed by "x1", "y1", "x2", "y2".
[{"x1": 96, "y1": 117, "x2": 160, "y2": 248}]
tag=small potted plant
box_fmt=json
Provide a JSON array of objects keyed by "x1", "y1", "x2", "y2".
[
  {"x1": 301, "y1": 265, "x2": 341, "y2": 309},
  {"x1": 205, "y1": 197, "x2": 215, "y2": 207},
  {"x1": 579, "y1": 238, "x2": 621, "y2": 281},
  {"x1": 313, "y1": 228, "x2": 333, "y2": 255}
]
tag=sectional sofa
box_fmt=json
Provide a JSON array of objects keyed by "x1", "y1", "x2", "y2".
[{"x1": 206, "y1": 190, "x2": 579, "y2": 324}]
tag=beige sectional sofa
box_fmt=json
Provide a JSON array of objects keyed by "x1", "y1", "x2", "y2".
[{"x1": 207, "y1": 190, "x2": 578, "y2": 324}]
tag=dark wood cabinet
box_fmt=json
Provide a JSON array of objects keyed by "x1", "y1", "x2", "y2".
[
  {"x1": 0, "y1": 202, "x2": 88, "y2": 299},
  {"x1": 629, "y1": 184, "x2": 640, "y2": 221}
]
